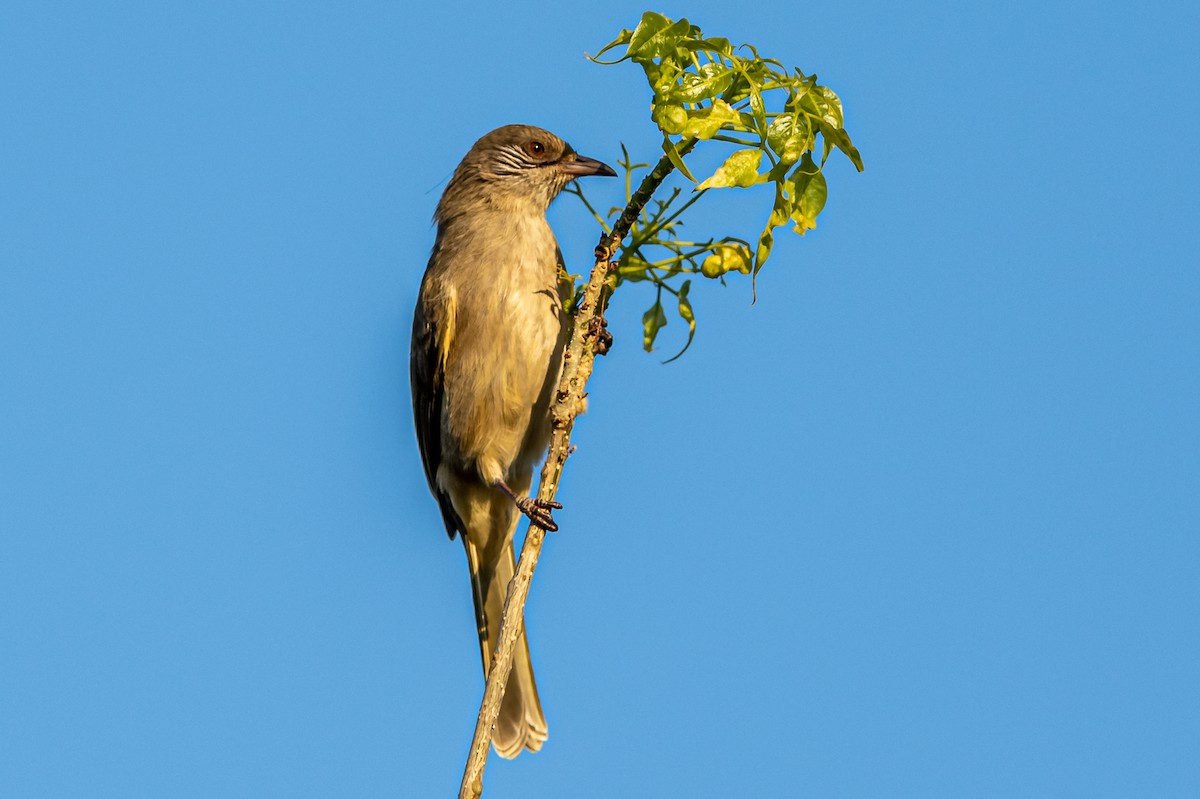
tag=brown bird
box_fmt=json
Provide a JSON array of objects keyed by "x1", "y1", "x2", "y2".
[{"x1": 410, "y1": 125, "x2": 615, "y2": 757}]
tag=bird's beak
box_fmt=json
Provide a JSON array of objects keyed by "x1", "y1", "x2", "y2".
[{"x1": 560, "y1": 154, "x2": 617, "y2": 178}]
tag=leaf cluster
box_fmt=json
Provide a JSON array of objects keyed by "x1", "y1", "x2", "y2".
[{"x1": 576, "y1": 11, "x2": 863, "y2": 358}]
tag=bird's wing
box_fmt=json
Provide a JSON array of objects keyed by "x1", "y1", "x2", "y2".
[{"x1": 411, "y1": 293, "x2": 462, "y2": 539}]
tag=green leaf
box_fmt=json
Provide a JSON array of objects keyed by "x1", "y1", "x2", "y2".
[
  {"x1": 627, "y1": 12, "x2": 693, "y2": 64},
  {"x1": 795, "y1": 88, "x2": 826, "y2": 125},
  {"x1": 722, "y1": 70, "x2": 752, "y2": 104},
  {"x1": 695, "y1": 148, "x2": 763, "y2": 190},
  {"x1": 642, "y1": 297, "x2": 668, "y2": 351},
  {"x1": 788, "y1": 151, "x2": 819, "y2": 179},
  {"x1": 661, "y1": 136, "x2": 696, "y2": 182},
  {"x1": 677, "y1": 99, "x2": 741, "y2": 140},
  {"x1": 641, "y1": 61, "x2": 663, "y2": 93},
  {"x1": 789, "y1": 155, "x2": 827, "y2": 234},
  {"x1": 588, "y1": 28, "x2": 633, "y2": 63},
  {"x1": 755, "y1": 225, "x2": 775, "y2": 280},
  {"x1": 818, "y1": 124, "x2": 864, "y2": 171},
  {"x1": 677, "y1": 281, "x2": 694, "y2": 323},
  {"x1": 667, "y1": 63, "x2": 735, "y2": 104},
  {"x1": 815, "y1": 85, "x2": 845, "y2": 128},
  {"x1": 766, "y1": 114, "x2": 810, "y2": 166},
  {"x1": 678, "y1": 36, "x2": 732, "y2": 58},
  {"x1": 748, "y1": 87, "x2": 767, "y2": 133},
  {"x1": 663, "y1": 280, "x2": 696, "y2": 363},
  {"x1": 755, "y1": 183, "x2": 793, "y2": 275},
  {"x1": 618, "y1": 252, "x2": 653, "y2": 282},
  {"x1": 627, "y1": 12, "x2": 671, "y2": 58},
  {"x1": 797, "y1": 171, "x2": 828, "y2": 232},
  {"x1": 705, "y1": 37, "x2": 733, "y2": 56}
]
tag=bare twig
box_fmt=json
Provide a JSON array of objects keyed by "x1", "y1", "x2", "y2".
[{"x1": 457, "y1": 147, "x2": 685, "y2": 798}]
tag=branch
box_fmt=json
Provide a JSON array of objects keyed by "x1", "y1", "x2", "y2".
[{"x1": 457, "y1": 147, "x2": 684, "y2": 798}]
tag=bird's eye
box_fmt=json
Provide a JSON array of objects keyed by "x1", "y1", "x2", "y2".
[{"x1": 525, "y1": 141, "x2": 546, "y2": 157}]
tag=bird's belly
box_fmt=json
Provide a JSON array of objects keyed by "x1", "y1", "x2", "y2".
[{"x1": 444, "y1": 281, "x2": 565, "y2": 485}]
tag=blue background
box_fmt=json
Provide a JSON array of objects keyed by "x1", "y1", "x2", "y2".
[{"x1": 2, "y1": 1, "x2": 1196, "y2": 796}]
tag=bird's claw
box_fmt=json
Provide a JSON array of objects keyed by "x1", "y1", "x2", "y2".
[
  {"x1": 515, "y1": 496, "x2": 563, "y2": 532},
  {"x1": 589, "y1": 316, "x2": 613, "y2": 356}
]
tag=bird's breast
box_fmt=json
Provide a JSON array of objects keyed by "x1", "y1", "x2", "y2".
[{"x1": 433, "y1": 211, "x2": 568, "y2": 482}]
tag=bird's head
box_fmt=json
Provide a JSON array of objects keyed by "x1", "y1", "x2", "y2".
[{"x1": 437, "y1": 124, "x2": 616, "y2": 221}]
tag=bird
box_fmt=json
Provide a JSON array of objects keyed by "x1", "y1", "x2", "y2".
[{"x1": 410, "y1": 124, "x2": 615, "y2": 757}]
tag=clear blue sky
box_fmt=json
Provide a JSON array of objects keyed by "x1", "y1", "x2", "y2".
[{"x1": 2, "y1": 1, "x2": 1196, "y2": 796}]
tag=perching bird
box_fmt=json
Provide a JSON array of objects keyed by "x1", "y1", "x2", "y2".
[{"x1": 410, "y1": 125, "x2": 615, "y2": 757}]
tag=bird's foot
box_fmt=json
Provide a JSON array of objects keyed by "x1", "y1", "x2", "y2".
[
  {"x1": 588, "y1": 315, "x2": 613, "y2": 356},
  {"x1": 494, "y1": 479, "x2": 563, "y2": 532},
  {"x1": 513, "y1": 496, "x2": 563, "y2": 532}
]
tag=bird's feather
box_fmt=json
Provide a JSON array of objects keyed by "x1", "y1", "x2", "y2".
[{"x1": 410, "y1": 287, "x2": 462, "y2": 539}]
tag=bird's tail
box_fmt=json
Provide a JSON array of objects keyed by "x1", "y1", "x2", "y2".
[{"x1": 461, "y1": 506, "x2": 548, "y2": 758}]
